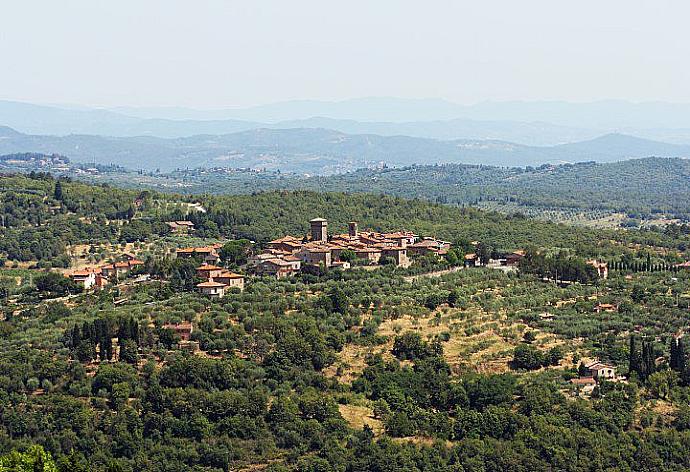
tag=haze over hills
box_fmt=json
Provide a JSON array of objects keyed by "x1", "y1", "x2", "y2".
[
  {"x1": 2, "y1": 124, "x2": 690, "y2": 173},
  {"x1": 5, "y1": 99, "x2": 690, "y2": 145}
]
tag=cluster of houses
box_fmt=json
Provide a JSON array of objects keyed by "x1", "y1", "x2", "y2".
[
  {"x1": 68, "y1": 253, "x2": 145, "y2": 289},
  {"x1": 174, "y1": 243, "x2": 245, "y2": 298},
  {"x1": 248, "y1": 218, "x2": 451, "y2": 278}
]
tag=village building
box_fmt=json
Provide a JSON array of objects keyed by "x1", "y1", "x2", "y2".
[
  {"x1": 587, "y1": 260, "x2": 609, "y2": 279},
  {"x1": 464, "y1": 253, "x2": 479, "y2": 267},
  {"x1": 167, "y1": 220, "x2": 195, "y2": 233},
  {"x1": 569, "y1": 377, "x2": 597, "y2": 395},
  {"x1": 407, "y1": 237, "x2": 451, "y2": 256},
  {"x1": 176, "y1": 246, "x2": 220, "y2": 263},
  {"x1": 68, "y1": 268, "x2": 99, "y2": 289},
  {"x1": 163, "y1": 322, "x2": 194, "y2": 341},
  {"x1": 196, "y1": 280, "x2": 226, "y2": 298},
  {"x1": 267, "y1": 236, "x2": 304, "y2": 254},
  {"x1": 585, "y1": 361, "x2": 616, "y2": 380},
  {"x1": 100, "y1": 258, "x2": 144, "y2": 280},
  {"x1": 380, "y1": 246, "x2": 411, "y2": 268},
  {"x1": 214, "y1": 271, "x2": 245, "y2": 291},
  {"x1": 256, "y1": 258, "x2": 299, "y2": 278},
  {"x1": 298, "y1": 245, "x2": 332, "y2": 267},
  {"x1": 594, "y1": 303, "x2": 618, "y2": 313},
  {"x1": 196, "y1": 264, "x2": 224, "y2": 280},
  {"x1": 505, "y1": 250, "x2": 526, "y2": 267},
  {"x1": 354, "y1": 247, "x2": 382, "y2": 263},
  {"x1": 310, "y1": 218, "x2": 328, "y2": 242}
]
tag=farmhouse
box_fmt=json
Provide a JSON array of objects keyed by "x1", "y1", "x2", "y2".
[
  {"x1": 505, "y1": 250, "x2": 526, "y2": 267},
  {"x1": 167, "y1": 220, "x2": 195, "y2": 233},
  {"x1": 176, "y1": 245, "x2": 221, "y2": 263},
  {"x1": 163, "y1": 322, "x2": 193, "y2": 341},
  {"x1": 256, "y1": 258, "x2": 299, "y2": 278},
  {"x1": 195, "y1": 263, "x2": 246, "y2": 296},
  {"x1": 585, "y1": 361, "x2": 616, "y2": 380},
  {"x1": 68, "y1": 268, "x2": 99, "y2": 289},
  {"x1": 196, "y1": 280, "x2": 226, "y2": 298},
  {"x1": 594, "y1": 303, "x2": 618, "y2": 313},
  {"x1": 100, "y1": 258, "x2": 144, "y2": 279},
  {"x1": 587, "y1": 260, "x2": 609, "y2": 279}
]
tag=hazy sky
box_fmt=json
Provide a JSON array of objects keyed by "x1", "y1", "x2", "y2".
[{"x1": 1, "y1": 0, "x2": 688, "y2": 108}]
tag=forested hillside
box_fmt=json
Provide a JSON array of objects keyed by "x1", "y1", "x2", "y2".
[
  {"x1": 3, "y1": 173, "x2": 690, "y2": 471},
  {"x1": 3, "y1": 172, "x2": 689, "y2": 269},
  {"x1": 124, "y1": 157, "x2": 690, "y2": 222}
]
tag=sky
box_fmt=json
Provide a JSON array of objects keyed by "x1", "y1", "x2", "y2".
[{"x1": 1, "y1": 0, "x2": 689, "y2": 109}]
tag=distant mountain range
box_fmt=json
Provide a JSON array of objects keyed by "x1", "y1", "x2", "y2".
[
  {"x1": 5, "y1": 99, "x2": 690, "y2": 145},
  {"x1": 1, "y1": 124, "x2": 690, "y2": 174}
]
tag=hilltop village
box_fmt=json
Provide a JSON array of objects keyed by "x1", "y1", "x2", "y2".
[
  {"x1": 67, "y1": 216, "x2": 617, "y2": 301},
  {"x1": 67, "y1": 217, "x2": 452, "y2": 298},
  {"x1": 252, "y1": 218, "x2": 450, "y2": 276}
]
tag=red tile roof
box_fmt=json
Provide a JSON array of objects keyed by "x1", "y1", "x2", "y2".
[
  {"x1": 197, "y1": 264, "x2": 223, "y2": 271},
  {"x1": 196, "y1": 281, "x2": 226, "y2": 288}
]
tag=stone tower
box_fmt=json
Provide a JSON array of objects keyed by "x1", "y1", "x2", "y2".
[
  {"x1": 348, "y1": 221, "x2": 358, "y2": 238},
  {"x1": 310, "y1": 218, "x2": 328, "y2": 242}
]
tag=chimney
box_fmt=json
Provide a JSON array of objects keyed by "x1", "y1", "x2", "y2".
[
  {"x1": 348, "y1": 221, "x2": 358, "y2": 238},
  {"x1": 310, "y1": 218, "x2": 328, "y2": 242}
]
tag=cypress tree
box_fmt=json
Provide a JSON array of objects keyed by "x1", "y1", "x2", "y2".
[
  {"x1": 671, "y1": 337, "x2": 679, "y2": 371},
  {"x1": 629, "y1": 336, "x2": 640, "y2": 377}
]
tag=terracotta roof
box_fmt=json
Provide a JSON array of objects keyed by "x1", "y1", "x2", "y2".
[
  {"x1": 197, "y1": 264, "x2": 223, "y2": 271},
  {"x1": 163, "y1": 322, "x2": 193, "y2": 331},
  {"x1": 196, "y1": 281, "x2": 226, "y2": 288},
  {"x1": 409, "y1": 239, "x2": 441, "y2": 248},
  {"x1": 70, "y1": 269, "x2": 95, "y2": 277},
  {"x1": 114, "y1": 262, "x2": 130, "y2": 268},
  {"x1": 586, "y1": 361, "x2": 615, "y2": 371},
  {"x1": 264, "y1": 258, "x2": 293, "y2": 267},
  {"x1": 587, "y1": 260, "x2": 608, "y2": 268},
  {"x1": 128, "y1": 259, "x2": 144, "y2": 265},
  {"x1": 217, "y1": 271, "x2": 244, "y2": 279},
  {"x1": 570, "y1": 377, "x2": 596, "y2": 385},
  {"x1": 355, "y1": 248, "x2": 381, "y2": 253}
]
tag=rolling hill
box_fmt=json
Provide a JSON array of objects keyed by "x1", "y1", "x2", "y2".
[{"x1": 2, "y1": 124, "x2": 690, "y2": 173}]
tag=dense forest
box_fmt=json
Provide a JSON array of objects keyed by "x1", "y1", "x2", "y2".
[{"x1": 2, "y1": 173, "x2": 690, "y2": 471}]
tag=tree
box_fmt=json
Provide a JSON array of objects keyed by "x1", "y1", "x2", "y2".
[
  {"x1": 157, "y1": 327, "x2": 180, "y2": 349},
  {"x1": 476, "y1": 243, "x2": 492, "y2": 265},
  {"x1": 0, "y1": 445, "x2": 58, "y2": 471},
  {"x1": 220, "y1": 239, "x2": 252, "y2": 265},
  {"x1": 392, "y1": 332, "x2": 441, "y2": 361},
  {"x1": 670, "y1": 337, "x2": 686, "y2": 374},
  {"x1": 119, "y1": 339, "x2": 139, "y2": 364},
  {"x1": 53, "y1": 181, "x2": 63, "y2": 202},
  {"x1": 35, "y1": 272, "x2": 81, "y2": 296},
  {"x1": 329, "y1": 287, "x2": 349, "y2": 315},
  {"x1": 629, "y1": 336, "x2": 640, "y2": 377},
  {"x1": 512, "y1": 344, "x2": 544, "y2": 370},
  {"x1": 339, "y1": 249, "x2": 356, "y2": 263}
]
